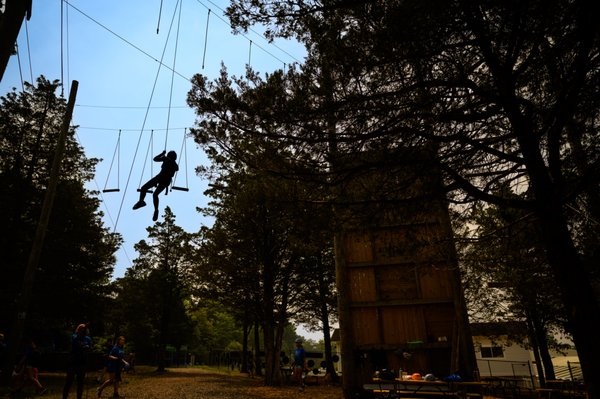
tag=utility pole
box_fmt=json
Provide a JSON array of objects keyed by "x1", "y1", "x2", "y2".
[
  {"x1": 2, "y1": 80, "x2": 78, "y2": 384},
  {"x1": 0, "y1": 0, "x2": 32, "y2": 81}
]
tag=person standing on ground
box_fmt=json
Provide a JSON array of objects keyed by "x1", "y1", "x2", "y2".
[
  {"x1": 292, "y1": 338, "x2": 307, "y2": 392},
  {"x1": 97, "y1": 336, "x2": 128, "y2": 398},
  {"x1": 62, "y1": 324, "x2": 92, "y2": 399},
  {"x1": 132, "y1": 150, "x2": 178, "y2": 222},
  {"x1": 12, "y1": 339, "x2": 47, "y2": 395},
  {"x1": 96, "y1": 341, "x2": 112, "y2": 384}
]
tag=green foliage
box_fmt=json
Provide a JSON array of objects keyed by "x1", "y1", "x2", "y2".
[
  {"x1": 0, "y1": 76, "x2": 120, "y2": 339},
  {"x1": 109, "y1": 208, "x2": 196, "y2": 365},
  {"x1": 459, "y1": 190, "x2": 567, "y2": 335},
  {"x1": 186, "y1": 300, "x2": 243, "y2": 363}
]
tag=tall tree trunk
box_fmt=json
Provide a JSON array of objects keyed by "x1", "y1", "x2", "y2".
[
  {"x1": 526, "y1": 312, "x2": 547, "y2": 386},
  {"x1": 317, "y1": 260, "x2": 338, "y2": 383},
  {"x1": 253, "y1": 321, "x2": 262, "y2": 376},
  {"x1": 241, "y1": 311, "x2": 249, "y2": 374},
  {"x1": 528, "y1": 311, "x2": 556, "y2": 382},
  {"x1": 262, "y1": 253, "x2": 282, "y2": 385},
  {"x1": 520, "y1": 139, "x2": 599, "y2": 397},
  {"x1": 534, "y1": 200, "x2": 598, "y2": 398},
  {"x1": 334, "y1": 232, "x2": 358, "y2": 399},
  {"x1": 511, "y1": 83, "x2": 599, "y2": 399}
]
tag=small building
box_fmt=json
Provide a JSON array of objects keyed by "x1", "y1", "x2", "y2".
[
  {"x1": 471, "y1": 321, "x2": 582, "y2": 382},
  {"x1": 471, "y1": 321, "x2": 534, "y2": 378}
]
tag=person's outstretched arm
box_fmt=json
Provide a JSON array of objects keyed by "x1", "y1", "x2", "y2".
[{"x1": 153, "y1": 150, "x2": 166, "y2": 162}]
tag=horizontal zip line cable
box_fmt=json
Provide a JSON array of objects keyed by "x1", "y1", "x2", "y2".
[
  {"x1": 77, "y1": 126, "x2": 190, "y2": 132},
  {"x1": 64, "y1": 0, "x2": 300, "y2": 85},
  {"x1": 76, "y1": 104, "x2": 189, "y2": 109},
  {"x1": 63, "y1": 0, "x2": 191, "y2": 83}
]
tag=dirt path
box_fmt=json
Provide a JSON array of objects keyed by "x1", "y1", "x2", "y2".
[{"x1": 4, "y1": 366, "x2": 344, "y2": 399}]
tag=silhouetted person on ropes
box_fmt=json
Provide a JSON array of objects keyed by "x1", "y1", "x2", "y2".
[{"x1": 133, "y1": 150, "x2": 178, "y2": 221}]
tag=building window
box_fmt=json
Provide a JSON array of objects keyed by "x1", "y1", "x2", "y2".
[{"x1": 480, "y1": 346, "x2": 504, "y2": 358}]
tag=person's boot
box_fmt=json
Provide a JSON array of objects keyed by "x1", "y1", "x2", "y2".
[
  {"x1": 153, "y1": 209, "x2": 159, "y2": 221},
  {"x1": 133, "y1": 200, "x2": 146, "y2": 210}
]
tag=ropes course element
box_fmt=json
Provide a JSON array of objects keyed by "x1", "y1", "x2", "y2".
[
  {"x1": 15, "y1": 44, "x2": 25, "y2": 92},
  {"x1": 164, "y1": 0, "x2": 183, "y2": 151},
  {"x1": 24, "y1": 21, "x2": 34, "y2": 85},
  {"x1": 64, "y1": 1, "x2": 190, "y2": 82},
  {"x1": 162, "y1": 0, "x2": 189, "y2": 193},
  {"x1": 112, "y1": 0, "x2": 184, "y2": 229},
  {"x1": 137, "y1": 129, "x2": 156, "y2": 193},
  {"x1": 248, "y1": 40, "x2": 252, "y2": 66},
  {"x1": 103, "y1": 129, "x2": 121, "y2": 193},
  {"x1": 61, "y1": 0, "x2": 65, "y2": 96},
  {"x1": 53, "y1": 0, "x2": 304, "y2": 230},
  {"x1": 60, "y1": 0, "x2": 74, "y2": 96},
  {"x1": 63, "y1": 0, "x2": 300, "y2": 83},
  {"x1": 193, "y1": 0, "x2": 298, "y2": 66},
  {"x1": 157, "y1": 0, "x2": 164, "y2": 34},
  {"x1": 171, "y1": 128, "x2": 189, "y2": 192},
  {"x1": 201, "y1": 9, "x2": 211, "y2": 69}
]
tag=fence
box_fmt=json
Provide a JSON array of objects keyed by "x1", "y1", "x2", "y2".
[
  {"x1": 554, "y1": 362, "x2": 583, "y2": 381},
  {"x1": 477, "y1": 359, "x2": 583, "y2": 386}
]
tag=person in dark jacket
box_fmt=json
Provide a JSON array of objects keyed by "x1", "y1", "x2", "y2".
[
  {"x1": 62, "y1": 324, "x2": 92, "y2": 399},
  {"x1": 133, "y1": 150, "x2": 178, "y2": 221}
]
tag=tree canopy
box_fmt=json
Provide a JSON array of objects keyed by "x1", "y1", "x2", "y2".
[
  {"x1": 188, "y1": 0, "x2": 600, "y2": 395},
  {"x1": 0, "y1": 76, "x2": 120, "y2": 344}
]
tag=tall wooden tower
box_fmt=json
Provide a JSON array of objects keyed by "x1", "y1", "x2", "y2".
[{"x1": 333, "y1": 149, "x2": 476, "y2": 398}]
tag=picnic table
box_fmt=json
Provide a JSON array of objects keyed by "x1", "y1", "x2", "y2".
[
  {"x1": 366, "y1": 378, "x2": 455, "y2": 398},
  {"x1": 365, "y1": 377, "x2": 488, "y2": 399}
]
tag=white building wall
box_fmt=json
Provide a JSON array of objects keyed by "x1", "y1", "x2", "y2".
[{"x1": 473, "y1": 335, "x2": 534, "y2": 377}]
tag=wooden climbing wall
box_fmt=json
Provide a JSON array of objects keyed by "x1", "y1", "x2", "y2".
[{"x1": 334, "y1": 149, "x2": 476, "y2": 397}]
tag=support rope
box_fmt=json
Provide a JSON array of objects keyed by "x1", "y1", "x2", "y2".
[
  {"x1": 164, "y1": 0, "x2": 183, "y2": 150},
  {"x1": 103, "y1": 130, "x2": 121, "y2": 192},
  {"x1": 157, "y1": 0, "x2": 164, "y2": 34},
  {"x1": 201, "y1": 9, "x2": 211, "y2": 69},
  {"x1": 171, "y1": 128, "x2": 189, "y2": 191},
  {"x1": 248, "y1": 40, "x2": 252, "y2": 67}
]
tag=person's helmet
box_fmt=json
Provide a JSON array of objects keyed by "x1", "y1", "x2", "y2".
[
  {"x1": 167, "y1": 150, "x2": 177, "y2": 160},
  {"x1": 294, "y1": 338, "x2": 303, "y2": 343}
]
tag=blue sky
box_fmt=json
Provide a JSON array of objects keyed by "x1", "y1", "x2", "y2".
[{"x1": 1, "y1": 0, "x2": 306, "y2": 279}]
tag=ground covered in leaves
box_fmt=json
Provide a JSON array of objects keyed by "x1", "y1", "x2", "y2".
[{"x1": 2, "y1": 365, "x2": 344, "y2": 399}]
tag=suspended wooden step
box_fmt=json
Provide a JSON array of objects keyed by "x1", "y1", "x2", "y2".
[
  {"x1": 168, "y1": 128, "x2": 190, "y2": 192},
  {"x1": 102, "y1": 130, "x2": 121, "y2": 193}
]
